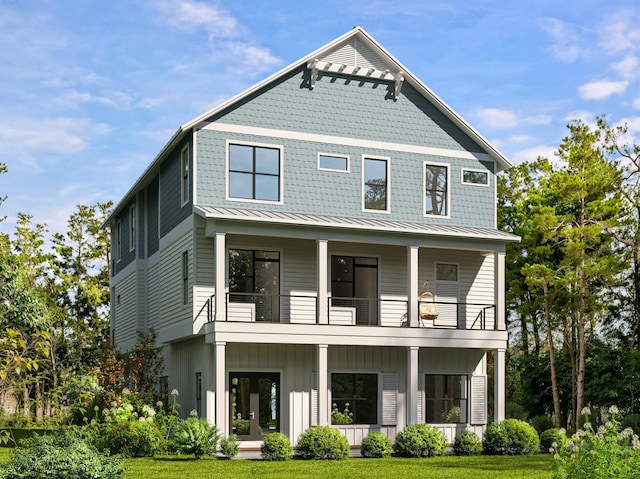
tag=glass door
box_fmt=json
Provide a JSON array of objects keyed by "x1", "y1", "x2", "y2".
[{"x1": 229, "y1": 372, "x2": 280, "y2": 440}]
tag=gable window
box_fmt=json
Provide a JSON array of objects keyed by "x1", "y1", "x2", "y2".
[
  {"x1": 331, "y1": 373, "x2": 378, "y2": 425},
  {"x1": 425, "y1": 163, "x2": 448, "y2": 216},
  {"x1": 318, "y1": 153, "x2": 349, "y2": 172},
  {"x1": 228, "y1": 143, "x2": 282, "y2": 202},
  {"x1": 115, "y1": 220, "x2": 122, "y2": 262},
  {"x1": 229, "y1": 249, "x2": 280, "y2": 321},
  {"x1": 182, "y1": 251, "x2": 189, "y2": 305},
  {"x1": 425, "y1": 374, "x2": 468, "y2": 423},
  {"x1": 181, "y1": 146, "x2": 190, "y2": 205},
  {"x1": 128, "y1": 204, "x2": 135, "y2": 252},
  {"x1": 363, "y1": 157, "x2": 389, "y2": 211},
  {"x1": 462, "y1": 168, "x2": 489, "y2": 186}
]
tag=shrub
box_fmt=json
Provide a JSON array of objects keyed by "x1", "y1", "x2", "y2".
[
  {"x1": 621, "y1": 413, "x2": 640, "y2": 436},
  {"x1": 360, "y1": 431, "x2": 392, "y2": 458},
  {"x1": 219, "y1": 434, "x2": 240, "y2": 459},
  {"x1": 453, "y1": 429, "x2": 482, "y2": 456},
  {"x1": 530, "y1": 415, "x2": 555, "y2": 435},
  {"x1": 0, "y1": 433, "x2": 124, "y2": 479},
  {"x1": 261, "y1": 432, "x2": 292, "y2": 461},
  {"x1": 168, "y1": 418, "x2": 219, "y2": 459},
  {"x1": 393, "y1": 424, "x2": 447, "y2": 458},
  {"x1": 553, "y1": 406, "x2": 640, "y2": 479},
  {"x1": 295, "y1": 426, "x2": 349, "y2": 460},
  {"x1": 540, "y1": 428, "x2": 566, "y2": 453},
  {"x1": 99, "y1": 419, "x2": 164, "y2": 457},
  {"x1": 483, "y1": 419, "x2": 539, "y2": 455}
]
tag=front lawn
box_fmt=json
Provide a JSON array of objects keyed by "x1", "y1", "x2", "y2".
[{"x1": 0, "y1": 448, "x2": 553, "y2": 479}]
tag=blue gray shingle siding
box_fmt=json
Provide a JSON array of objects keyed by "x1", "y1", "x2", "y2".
[
  {"x1": 113, "y1": 199, "x2": 136, "y2": 274},
  {"x1": 160, "y1": 139, "x2": 192, "y2": 238},
  {"x1": 195, "y1": 66, "x2": 496, "y2": 228},
  {"x1": 147, "y1": 175, "x2": 159, "y2": 256}
]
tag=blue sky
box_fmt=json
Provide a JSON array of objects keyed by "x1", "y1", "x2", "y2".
[{"x1": 1, "y1": 0, "x2": 640, "y2": 238}]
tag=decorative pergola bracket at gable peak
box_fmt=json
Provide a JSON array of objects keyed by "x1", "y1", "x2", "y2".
[{"x1": 306, "y1": 58, "x2": 405, "y2": 101}]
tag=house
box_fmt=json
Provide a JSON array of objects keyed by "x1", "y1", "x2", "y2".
[{"x1": 105, "y1": 26, "x2": 518, "y2": 448}]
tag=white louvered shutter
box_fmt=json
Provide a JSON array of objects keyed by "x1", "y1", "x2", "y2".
[
  {"x1": 311, "y1": 373, "x2": 318, "y2": 426},
  {"x1": 381, "y1": 374, "x2": 398, "y2": 426},
  {"x1": 417, "y1": 374, "x2": 425, "y2": 423},
  {"x1": 470, "y1": 375, "x2": 487, "y2": 425}
]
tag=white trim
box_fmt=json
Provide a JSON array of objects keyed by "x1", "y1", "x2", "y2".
[
  {"x1": 362, "y1": 155, "x2": 391, "y2": 214},
  {"x1": 317, "y1": 152, "x2": 350, "y2": 173},
  {"x1": 423, "y1": 161, "x2": 451, "y2": 219},
  {"x1": 181, "y1": 144, "x2": 190, "y2": 207},
  {"x1": 461, "y1": 168, "x2": 490, "y2": 187},
  {"x1": 204, "y1": 122, "x2": 493, "y2": 163},
  {"x1": 225, "y1": 139, "x2": 284, "y2": 205},
  {"x1": 128, "y1": 204, "x2": 136, "y2": 253},
  {"x1": 193, "y1": 130, "x2": 198, "y2": 205}
]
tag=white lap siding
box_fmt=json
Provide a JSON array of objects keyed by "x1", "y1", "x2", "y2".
[{"x1": 158, "y1": 232, "x2": 192, "y2": 330}]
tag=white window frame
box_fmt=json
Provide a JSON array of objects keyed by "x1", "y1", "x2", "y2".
[
  {"x1": 225, "y1": 139, "x2": 284, "y2": 205},
  {"x1": 181, "y1": 145, "x2": 190, "y2": 206},
  {"x1": 317, "y1": 152, "x2": 350, "y2": 173},
  {"x1": 115, "y1": 220, "x2": 122, "y2": 262},
  {"x1": 422, "y1": 372, "x2": 469, "y2": 425},
  {"x1": 461, "y1": 167, "x2": 490, "y2": 187},
  {"x1": 424, "y1": 161, "x2": 450, "y2": 219},
  {"x1": 128, "y1": 204, "x2": 135, "y2": 252},
  {"x1": 361, "y1": 155, "x2": 391, "y2": 214}
]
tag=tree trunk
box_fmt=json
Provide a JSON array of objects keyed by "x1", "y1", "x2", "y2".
[{"x1": 542, "y1": 287, "x2": 563, "y2": 428}]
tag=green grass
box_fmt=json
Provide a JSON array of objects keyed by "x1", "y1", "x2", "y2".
[{"x1": 0, "y1": 448, "x2": 553, "y2": 479}]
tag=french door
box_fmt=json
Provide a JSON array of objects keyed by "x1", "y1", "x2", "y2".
[{"x1": 229, "y1": 372, "x2": 280, "y2": 440}]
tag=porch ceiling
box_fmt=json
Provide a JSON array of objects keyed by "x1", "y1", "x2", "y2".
[{"x1": 194, "y1": 205, "x2": 520, "y2": 242}]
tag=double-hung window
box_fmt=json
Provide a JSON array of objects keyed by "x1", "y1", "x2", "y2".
[
  {"x1": 228, "y1": 143, "x2": 282, "y2": 202},
  {"x1": 425, "y1": 374, "x2": 468, "y2": 423},
  {"x1": 425, "y1": 163, "x2": 449, "y2": 216},
  {"x1": 363, "y1": 157, "x2": 389, "y2": 212},
  {"x1": 182, "y1": 251, "x2": 189, "y2": 305},
  {"x1": 115, "y1": 220, "x2": 122, "y2": 262}
]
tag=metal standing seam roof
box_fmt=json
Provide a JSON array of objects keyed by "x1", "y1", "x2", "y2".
[{"x1": 194, "y1": 205, "x2": 520, "y2": 242}]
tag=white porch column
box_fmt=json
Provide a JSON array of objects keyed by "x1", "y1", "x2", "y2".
[
  {"x1": 215, "y1": 232, "x2": 226, "y2": 322},
  {"x1": 407, "y1": 246, "x2": 419, "y2": 328},
  {"x1": 494, "y1": 348, "x2": 506, "y2": 422},
  {"x1": 407, "y1": 346, "x2": 419, "y2": 425},
  {"x1": 317, "y1": 240, "x2": 329, "y2": 325},
  {"x1": 494, "y1": 251, "x2": 506, "y2": 330},
  {"x1": 215, "y1": 341, "x2": 227, "y2": 434},
  {"x1": 318, "y1": 344, "x2": 329, "y2": 425},
  {"x1": 205, "y1": 344, "x2": 216, "y2": 424}
]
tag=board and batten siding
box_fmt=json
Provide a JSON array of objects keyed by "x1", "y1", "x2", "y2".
[
  {"x1": 146, "y1": 259, "x2": 161, "y2": 330},
  {"x1": 193, "y1": 226, "x2": 214, "y2": 331},
  {"x1": 158, "y1": 232, "x2": 193, "y2": 329},
  {"x1": 164, "y1": 337, "x2": 207, "y2": 418},
  {"x1": 226, "y1": 343, "x2": 316, "y2": 445},
  {"x1": 418, "y1": 248, "x2": 495, "y2": 329}
]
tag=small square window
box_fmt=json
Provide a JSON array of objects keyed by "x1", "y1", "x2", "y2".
[
  {"x1": 318, "y1": 153, "x2": 349, "y2": 172},
  {"x1": 436, "y1": 264, "x2": 458, "y2": 282},
  {"x1": 462, "y1": 169, "x2": 489, "y2": 186}
]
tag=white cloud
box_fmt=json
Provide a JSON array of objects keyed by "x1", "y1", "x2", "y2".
[
  {"x1": 540, "y1": 18, "x2": 582, "y2": 62},
  {"x1": 511, "y1": 145, "x2": 557, "y2": 165},
  {"x1": 563, "y1": 110, "x2": 595, "y2": 123},
  {"x1": 633, "y1": 98, "x2": 640, "y2": 109},
  {"x1": 156, "y1": 0, "x2": 241, "y2": 38},
  {"x1": 508, "y1": 135, "x2": 534, "y2": 144},
  {"x1": 0, "y1": 116, "x2": 111, "y2": 156},
  {"x1": 613, "y1": 55, "x2": 640, "y2": 80},
  {"x1": 578, "y1": 80, "x2": 628, "y2": 100},
  {"x1": 598, "y1": 10, "x2": 640, "y2": 54},
  {"x1": 471, "y1": 108, "x2": 552, "y2": 130}
]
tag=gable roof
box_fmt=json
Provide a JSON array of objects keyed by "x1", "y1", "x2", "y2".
[{"x1": 107, "y1": 26, "x2": 511, "y2": 223}]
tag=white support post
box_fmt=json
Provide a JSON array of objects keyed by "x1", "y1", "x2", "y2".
[
  {"x1": 407, "y1": 346, "x2": 419, "y2": 425},
  {"x1": 205, "y1": 344, "x2": 216, "y2": 425},
  {"x1": 215, "y1": 341, "x2": 227, "y2": 434},
  {"x1": 215, "y1": 232, "x2": 226, "y2": 322},
  {"x1": 407, "y1": 246, "x2": 419, "y2": 328},
  {"x1": 317, "y1": 240, "x2": 329, "y2": 325},
  {"x1": 494, "y1": 251, "x2": 506, "y2": 330},
  {"x1": 494, "y1": 348, "x2": 506, "y2": 422},
  {"x1": 318, "y1": 344, "x2": 329, "y2": 425}
]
